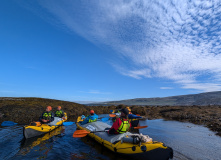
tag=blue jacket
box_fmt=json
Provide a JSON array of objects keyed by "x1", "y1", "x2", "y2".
[{"x1": 81, "y1": 113, "x2": 99, "y2": 125}]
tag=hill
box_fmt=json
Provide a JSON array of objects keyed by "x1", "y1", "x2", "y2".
[
  {"x1": 89, "y1": 91, "x2": 221, "y2": 106},
  {"x1": 0, "y1": 97, "x2": 114, "y2": 124}
]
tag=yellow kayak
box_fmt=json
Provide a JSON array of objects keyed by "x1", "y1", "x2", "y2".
[
  {"x1": 23, "y1": 113, "x2": 67, "y2": 139},
  {"x1": 76, "y1": 116, "x2": 173, "y2": 160}
]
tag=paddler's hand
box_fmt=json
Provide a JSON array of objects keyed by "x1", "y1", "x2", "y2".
[{"x1": 42, "y1": 119, "x2": 48, "y2": 123}]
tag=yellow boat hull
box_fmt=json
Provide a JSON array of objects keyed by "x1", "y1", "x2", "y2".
[
  {"x1": 76, "y1": 116, "x2": 173, "y2": 160},
  {"x1": 24, "y1": 114, "x2": 67, "y2": 139}
]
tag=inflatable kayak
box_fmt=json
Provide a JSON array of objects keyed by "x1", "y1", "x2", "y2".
[
  {"x1": 23, "y1": 114, "x2": 67, "y2": 139},
  {"x1": 76, "y1": 116, "x2": 173, "y2": 160}
]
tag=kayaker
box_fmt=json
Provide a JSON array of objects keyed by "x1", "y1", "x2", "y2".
[
  {"x1": 81, "y1": 110, "x2": 98, "y2": 125},
  {"x1": 108, "y1": 108, "x2": 131, "y2": 134},
  {"x1": 55, "y1": 106, "x2": 66, "y2": 119},
  {"x1": 126, "y1": 106, "x2": 132, "y2": 114},
  {"x1": 39, "y1": 106, "x2": 54, "y2": 123}
]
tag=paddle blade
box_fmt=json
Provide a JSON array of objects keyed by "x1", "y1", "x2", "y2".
[
  {"x1": 73, "y1": 130, "x2": 90, "y2": 135},
  {"x1": 63, "y1": 122, "x2": 75, "y2": 126},
  {"x1": 1, "y1": 121, "x2": 17, "y2": 127},
  {"x1": 101, "y1": 117, "x2": 109, "y2": 122},
  {"x1": 73, "y1": 133, "x2": 88, "y2": 138},
  {"x1": 109, "y1": 114, "x2": 116, "y2": 117},
  {"x1": 73, "y1": 130, "x2": 91, "y2": 138},
  {"x1": 133, "y1": 125, "x2": 148, "y2": 129}
]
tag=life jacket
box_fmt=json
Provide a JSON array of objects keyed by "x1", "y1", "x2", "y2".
[
  {"x1": 88, "y1": 114, "x2": 98, "y2": 123},
  {"x1": 117, "y1": 118, "x2": 130, "y2": 133},
  {"x1": 55, "y1": 110, "x2": 64, "y2": 117},
  {"x1": 43, "y1": 111, "x2": 52, "y2": 120},
  {"x1": 88, "y1": 119, "x2": 97, "y2": 122}
]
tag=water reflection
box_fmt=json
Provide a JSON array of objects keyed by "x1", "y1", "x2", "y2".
[{"x1": 18, "y1": 126, "x2": 65, "y2": 159}]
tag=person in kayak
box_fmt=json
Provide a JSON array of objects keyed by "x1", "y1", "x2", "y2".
[
  {"x1": 126, "y1": 106, "x2": 132, "y2": 114},
  {"x1": 81, "y1": 110, "x2": 98, "y2": 125},
  {"x1": 108, "y1": 108, "x2": 131, "y2": 134},
  {"x1": 39, "y1": 106, "x2": 54, "y2": 123},
  {"x1": 55, "y1": 106, "x2": 66, "y2": 119}
]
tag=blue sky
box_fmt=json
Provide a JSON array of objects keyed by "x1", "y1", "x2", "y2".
[{"x1": 1, "y1": 0, "x2": 221, "y2": 102}]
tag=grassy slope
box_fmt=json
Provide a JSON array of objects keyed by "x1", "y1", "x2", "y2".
[
  {"x1": 0, "y1": 97, "x2": 220, "y2": 136},
  {"x1": 0, "y1": 97, "x2": 115, "y2": 124}
]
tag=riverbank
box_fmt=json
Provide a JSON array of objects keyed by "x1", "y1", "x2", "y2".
[
  {"x1": 130, "y1": 105, "x2": 221, "y2": 136},
  {"x1": 0, "y1": 97, "x2": 220, "y2": 136}
]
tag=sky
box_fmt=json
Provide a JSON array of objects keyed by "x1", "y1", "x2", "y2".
[{"x1": 1, "y1": 0, "x2": 221, "y2": 102}]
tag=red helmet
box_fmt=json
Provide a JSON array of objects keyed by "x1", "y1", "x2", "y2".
[
  {"x1": 90, "y1": 110, "x2": 94, "y2": 114},
  {"x1": 47, "y1": 106, "x2": 52, "y2": 111},
  {"x1": 58, "y1": 106, "x2": 61, "y2": 109}
]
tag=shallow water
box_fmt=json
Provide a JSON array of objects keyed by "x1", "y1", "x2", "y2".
[{"x1": 0, "y1": 115, "x2": 221, "y2": 160}]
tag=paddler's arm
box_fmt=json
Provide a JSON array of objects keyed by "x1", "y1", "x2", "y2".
[{"x1": 81, "y1": 116, "x2": 90, "y2": 125}]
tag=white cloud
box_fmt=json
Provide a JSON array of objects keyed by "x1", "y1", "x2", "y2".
[{"x1": 24, "y1": 0, "x2": 221, "y2": 92}]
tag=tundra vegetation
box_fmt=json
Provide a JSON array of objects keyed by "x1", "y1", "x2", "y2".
[{"x1": 0, "y1": 97, "x2": 220, "y2": 136}]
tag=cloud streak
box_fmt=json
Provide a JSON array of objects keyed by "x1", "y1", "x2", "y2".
[{"x1": 26, "y1": 0, "x2": 221, "y2": 92}]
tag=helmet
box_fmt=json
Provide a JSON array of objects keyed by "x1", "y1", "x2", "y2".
[
  {"x1": 120, "y1": 108, "x2": 129, "y2": 115},
  {"x1": 58, "y1": 106, "x2": 62, "y2": 109},
  {"x1": 47, "y1": 106, "x2": 52, "y2": 111},
  {"x1": 126, "y1": 107, "x2": 131, "y2": 112},
  {"x1": 90, "y1": 110, "x2": 95, "y2": 114}
]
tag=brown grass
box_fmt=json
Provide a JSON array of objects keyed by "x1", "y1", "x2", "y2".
[{"x1": 0, "y1": 98, "x2": 220, "y2": 136}]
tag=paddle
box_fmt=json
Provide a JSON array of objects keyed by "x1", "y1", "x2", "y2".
[
  {"x1": 73, "y1": 129, "x2": 108, "y2": 138},
  {"x1": 109, "y1": 114, "x2": 116, "y2": 117},
  {"x1": 99, "y1": 117, "x2": 109, "y2": 122},
  {"x1": 73, "y1": 126, "x2": 148, "y2": 138},
  {"x1": 62, "y1": 122, "x2": 75, "y2": 126},
  {"x1": 1, "y1": 121, "x2": 18, "y2": 127},
  {"x1": 132, "y1": 125, "x2": 148, "y2": 129}
]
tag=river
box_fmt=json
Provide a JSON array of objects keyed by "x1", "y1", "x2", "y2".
[{"x1": 0, "y1": 115, "x2": 221, "y2": 160}]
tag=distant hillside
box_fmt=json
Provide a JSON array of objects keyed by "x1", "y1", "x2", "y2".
[
  {"x1": 0, "y1": 97, "x2": 115, "y2": 124},
  {"x1": 89, "y1": 91, "x2": 221, "y2": 106}
]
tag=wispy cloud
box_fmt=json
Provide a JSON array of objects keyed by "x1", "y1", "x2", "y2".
[{"x1": 24, "y1": 0, "x2": 221, "y2": 92}]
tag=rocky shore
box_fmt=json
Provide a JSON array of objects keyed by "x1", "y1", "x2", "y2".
[{"x1": 0, "y1": 97, "x2": 220, "y2": 136}]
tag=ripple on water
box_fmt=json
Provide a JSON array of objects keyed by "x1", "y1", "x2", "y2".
[{"x1": 140, "y1": 119, "x2": 221, "y2": 160}]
